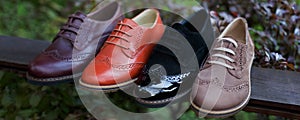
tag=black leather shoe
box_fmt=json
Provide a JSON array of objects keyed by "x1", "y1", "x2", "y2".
[{"x1": 134, "y1": 10, "x2": 212, "y2": 107}]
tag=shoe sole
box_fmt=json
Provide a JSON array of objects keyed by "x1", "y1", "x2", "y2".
[
  {"x1": 190, "y1": 93, "x2": 250, "y2": 118},
  {"x1": 190, "y1": 39, "x2": 254, "y2": 118},
  {"x1": 79, "y1": 78, "x2": 137, "y2": 93},
  {"x1": 26, "y1": 72, "x2": 81, "y2": 85},
  {"x1": 135, "y1": 88, "x2": 191, "y2": 108}
]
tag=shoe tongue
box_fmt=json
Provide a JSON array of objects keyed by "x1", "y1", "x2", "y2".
[
  {"x1": 113, "y1": 18, "x2": 139, "y2": 38},
  {"x1": 222, "y1": 36, "x2": 237, "y2": 47},
  {"x1": 74, "y1": 11, "x2": 87, "y2": 17},
  {"x1": 69, "y1": 11, "x2": 86, "y2": 25},
  {"x1": 46, "y1": 11, "x2": 87, "y2": 53},
  {"x1": 122, "y1": 18, "x2": 139, "y2": 27},
  {"x1": 59, "y1": 11, "x2": 86, "y2": 39},
  {"x1": 210, "y1": 36, "x2": 234, "y2": 62}
]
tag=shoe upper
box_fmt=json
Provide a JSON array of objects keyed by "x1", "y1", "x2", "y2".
[
  {"x1": 191, "y1": 18, "x2": 255, "y2": 111},
  {"x1": 28, "y1": 2, "x2": 123, "y2": 78},
  {"x1": 81, "y1": 9, "x2": 165, "y2": 86},
  {"x1": 134, "y1": 17, "x2": 209, "y2": 102}
]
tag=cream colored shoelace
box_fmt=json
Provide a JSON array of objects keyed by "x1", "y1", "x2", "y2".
[
  {"x1": 106, "y1": 21, "x2": 133, "y2": 49},
  {"x1": 208, "y1": 37, "x2": 238, "y2": 69}
]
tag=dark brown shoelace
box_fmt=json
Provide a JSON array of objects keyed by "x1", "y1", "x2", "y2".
[{"x1": 56, "y1": 14, "x2": 85, "y2": 43}]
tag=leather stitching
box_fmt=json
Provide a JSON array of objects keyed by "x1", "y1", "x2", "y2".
[
  {"x1": 111, "y1": 63, "x2": 144, "y2": 70},
  {"x1": 198, "y1": 78, "x2": 249, "y2": 92},
  {"x1": 42, "y1": 50, "x2": 92, "y2": 61}
]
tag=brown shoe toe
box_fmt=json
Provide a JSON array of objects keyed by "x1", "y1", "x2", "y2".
[
  {"x1": 27, "y1": 2, "x2": 123, "y2": 84},
  {"x1": 191, "y1": 77, "x2": 250, "y2": 113},
  {"x1": 28, "y1": 53, "x2": 74, "y2": 80}
]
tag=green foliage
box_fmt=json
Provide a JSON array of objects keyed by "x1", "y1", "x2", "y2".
[
  {"x1": 179, "y1": 110, "x2": 203, "y2": 120},
  {"x1": 0, "y1": 72, "x2": 91, "y2": 119},
  {"x1": 0, "y1": 0, "x2": 96, "y2": 41},
  {"x1": 234, "y1": 111, "x2": 257, "y2": 120},
  {"x1": 207, "y1": 0, "x2": 300, "y2": 71},
  {"x1": 1, "y1": 0, "x2": 56, "y2": 40}
]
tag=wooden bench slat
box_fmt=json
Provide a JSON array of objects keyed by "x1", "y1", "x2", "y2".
[
  {"x1": 251, "y1": 67, "x2": 300, "y2": 106},
  {"x1": 0, "y1": 35, "x2": 50, "y2": 71},
  {"x1": 248, "y1": 67, "x2": 300, "y2": 118},
  {"x1": 0, "y1": 36, "x2": 299, "y2": 118}
]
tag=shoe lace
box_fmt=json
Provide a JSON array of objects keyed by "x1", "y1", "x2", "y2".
[
  {"x1": 105, "y1": 20, "x2": 133, "y2": 49},
  {"x1": 56, "y1": 14, "x2": 84, "y2": 43},
  {"x1": 208, "y1": 37, "x2": 238, "y2": 70}
]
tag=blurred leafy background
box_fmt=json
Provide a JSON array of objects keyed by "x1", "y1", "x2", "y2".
[
  {"x1": 0, "y1": 0, "x2": 299, "y2": 119},
  {"x1": 207, "y1": 0, "x2": 300, "y2": 71}
]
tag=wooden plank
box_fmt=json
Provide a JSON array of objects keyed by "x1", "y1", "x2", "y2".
[
  {"x1": 244, "y1": 67, "x2": 300, "y2": 118},
  {"x1": 0, "y1": 36, "x2": 300, "y2": 118},
  {"x1": 0, "y1": 35, "x2": 50, "y2": 72},
  {"x1": 250, "y1": 67, "x2": 300, "y2": 106},
  {"x1": 245, "y1": 99, "x2": 300, "y2": 119}
]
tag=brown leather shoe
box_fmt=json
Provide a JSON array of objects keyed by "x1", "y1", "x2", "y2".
[
  {"x1": 190, "y1": 18, "x2": 255, "y2": 118},
  {"x1": 27, "y1": 2, "x2": 123, "y2": 84},
  {"x1": 80, "y1": 9, "x2": 165, "y2": 91}
]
